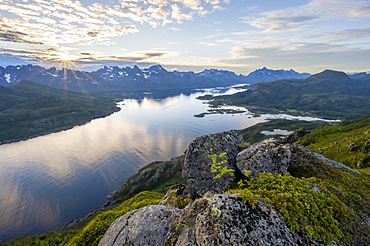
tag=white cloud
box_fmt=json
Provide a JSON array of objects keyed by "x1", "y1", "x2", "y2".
[{"x1": 247, "y1": 0, "x2": 370, "y2": 32}]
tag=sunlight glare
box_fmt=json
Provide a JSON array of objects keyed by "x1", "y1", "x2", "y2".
[{"x1": 58, "y1": 53, "x2": 79, "y2": 62}]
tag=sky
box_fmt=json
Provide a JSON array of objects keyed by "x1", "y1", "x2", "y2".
[{"x1": 0, "y1": 0, "x2": 369, "y2": 74}]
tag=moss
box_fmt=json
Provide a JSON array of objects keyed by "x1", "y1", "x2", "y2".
[
  {"x1": 161, "y1": 189, "x2": 190, "y2": 209},
  {"x1": 288, "y1": 157, "x2": 370, "y2": 245},
  {"x1": 227, "y1": 173, "x2": 349, "y2": 245},
  {"x1": 209, "y1": 152, "x2": 234, "y2": 180},
  {"x1": 65, "y1": 191, "x2": 163, "y2": 246}
]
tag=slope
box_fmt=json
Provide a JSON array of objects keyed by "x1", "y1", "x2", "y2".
[
  {"x1": 0, "y1": 81, "x2": 120, "y2": 144},
  {"x1": 210, "y1": 70, "x2": 370, "y2": 119}
]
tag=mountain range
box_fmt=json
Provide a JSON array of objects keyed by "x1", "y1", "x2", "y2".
[{"x1": 0, "y1": 64, "x2": 311, "y2": 92}]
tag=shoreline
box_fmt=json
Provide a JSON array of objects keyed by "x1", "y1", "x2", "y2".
[{"x1": 0, "y1": 107, "x2": 121, "y2": 145}]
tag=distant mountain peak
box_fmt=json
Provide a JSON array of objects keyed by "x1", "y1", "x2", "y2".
[
  {"x1": 245, "y1": 67, "x2": 310, "y2": 83},
  {"x1": 308, "y1": 69, "x2": 350, "y2": 81}
]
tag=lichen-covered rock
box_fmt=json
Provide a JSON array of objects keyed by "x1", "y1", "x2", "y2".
[
  {"x1": 166, "y1": 194, "x2": 319, "y2": 246},
  {"x1": 98, "y1": 205, "x2": 181, "y2": 246},
  {"x1": 182, "y1": 131, "x2": 243, "y2": 198},
  {"x1": 236, "y1": 138, "x2": 293, "y2": 178}
]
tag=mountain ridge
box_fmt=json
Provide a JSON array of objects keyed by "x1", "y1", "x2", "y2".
[{"x1": 0, "y1": 64, "x2": 311, "y2": 92}]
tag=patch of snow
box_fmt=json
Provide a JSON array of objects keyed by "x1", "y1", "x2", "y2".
[
  {"x1": 119, "y1": 71, "x2": 123, "y2": 76},
  {"x1": 5, "y1": 73, "x2": 11, "y2": 83},
  {"x1": 46, "y1": 72, "x2": 58, "y2": 77}
]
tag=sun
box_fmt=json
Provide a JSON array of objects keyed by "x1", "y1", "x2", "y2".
[{"x1": 58, "y1": 52, "x2": 79, "y2": 62}]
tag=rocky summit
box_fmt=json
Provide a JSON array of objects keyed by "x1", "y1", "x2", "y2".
[{"x1": 97, "y1": 131, "x2": 368, "y2": 246}]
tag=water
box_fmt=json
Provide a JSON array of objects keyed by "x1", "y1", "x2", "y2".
[{"x1": 0, "y1": 86, "x2": 267, "y2": 242}]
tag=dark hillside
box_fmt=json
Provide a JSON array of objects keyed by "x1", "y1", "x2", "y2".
[
  {"x1": 210, "y1": 70, "x2": 370, "y2": 119},
  {"x1": 0, "y1": 81, "x2": 119, "y2": 144}
]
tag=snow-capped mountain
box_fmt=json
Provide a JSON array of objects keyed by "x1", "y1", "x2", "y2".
[{"x1": 0, "y1": 64, "x2": 311, "y2": 92}]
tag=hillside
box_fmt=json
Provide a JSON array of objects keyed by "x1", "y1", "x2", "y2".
[
  {"x1": 298, "y1": 115, "x2": 370, "y2": 169},
  {"x1": 4, "y1": 123, "x2": 370, "y2": 245},
  {"x1": 0, "y1": 81, "x2": 120, "y2": 144},
  {"x1": 210, "y1": 70, "x2": 370, "y2": 119}
]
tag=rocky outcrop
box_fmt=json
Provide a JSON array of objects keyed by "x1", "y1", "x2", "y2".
[
  {"x1": 98, "y1": 205, "x2": 181, "y2": 246},
  {"x1": 165, "y1": 194, "x2": 318, "y2": 246},
  {"x1": 236, "y1": 138, "x2": 292, "y2": 178},
  {"x1": 100, "y1": 194, "x2": 318, "y2": 246},
  {"x1": 99, "y1": 132, "x2": 361, "y2": 246},
  {"x1": 236, "y1": 138, "x2": 360, "y2": 178},
  {"x1": 182, "y1": 131, "x2": 243, "y2": 198}
]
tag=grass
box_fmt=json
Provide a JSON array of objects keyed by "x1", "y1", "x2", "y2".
[
  {"x1": 298, "y1": 115, "x2": 370, "y2": 168},
  {"x1": 65, "y1": 191, "x2": 163, "y2": 246},
  {"x1": 228, "y1": 173, "x2": 347, "y2": 244}
]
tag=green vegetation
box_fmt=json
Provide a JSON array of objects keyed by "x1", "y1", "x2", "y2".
[
  {"x1": 110, "y1": 157, "x2": 185, "y2": 206},
  {"x1": 66, "y1": 191, "x2": 163, "y2": 246},
  {"x1": 228, "y1": 173, "x2": 348, "y2": 244},
  {"x1": 237, "y1": 119, "x2": 330, "y2": 145},
  {"x1": 3, "y1": 229, "x2": 79, "y2": 246},
  {"x1": 3, "y1": 103, "x2": 370, "y2": 245},
  {"x1": 288, "y1": 155, "x2": 370, "y2": 245},
  {"x1": 0, "y1": 81, "x2": 120, "y2": 144},
  {"x1": 160, "y1": 188, "x2": 190, "y2": 209},
  {"x1": 210, "y1": 70, "x2": 370, "y2": 119},
  {"x1": 298, "y1": 115, "x2": 370, "y2": 168},
  {"x1": 209, "y1": 152, "x2": 234, "y2": 179},
  {"x1": 226, "y1": 141, "x2": 370, "y2": 245}
]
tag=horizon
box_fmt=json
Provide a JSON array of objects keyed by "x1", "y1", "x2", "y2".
[
  {"x1": 1, "y1": 0, "x2": 370, "y2": 74},
  {"x1": 1, "y1": 63, "x2": 369, "y2": 76}
]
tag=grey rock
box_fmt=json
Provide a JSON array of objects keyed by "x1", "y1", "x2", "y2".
[
  {"x1": 182, "y1": 131, "x2": 243, "y2": 198},
  {"x1": 236, "y1": 138, "x2": 359, "y2": 178},
  {"x1": 236, "y1": 138, "x2": 293, "y2": 178},
  {"x1": 166, "y1": 194, "x2": 320, "y2": 246},
  {"x1": 298, "y1": 145, "x2": 360, "y2": 174},
  {"x1": 98, "y1": 205, "x2": 181, "y2": 246}
]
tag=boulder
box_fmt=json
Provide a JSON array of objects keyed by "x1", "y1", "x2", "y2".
[
  {"x1": 182, "y1": 131, "x2": 243, "y2": 198},
  {"x1": 236, "y1": 138, "x2": 293, "y2": 178},
  {"x1": 98, "y1": 205, "x2": 181, "y2": 246},
  {"x1": 166, "y1": 194, "x2": 319, "y2": 245}
]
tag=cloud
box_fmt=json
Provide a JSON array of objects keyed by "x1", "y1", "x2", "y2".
[
  {"x1": 0, "y1": 46, "x2": 173, "y2": 67},
  {"x1": 0, "y1": 0, "x2": 229, "y2": 47},
  {"x1": 318, "y1": 27, "x2": 370, "y2": 42},
  {"x1": 217, "y1": 42, "x2": 370, "y2": 73},
  {"x1": 248, "y1": 15, "x2": 318, "y2": 32},
  {"x1": 247, "y1": 0, "x2": 370, "y2": 32}
]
